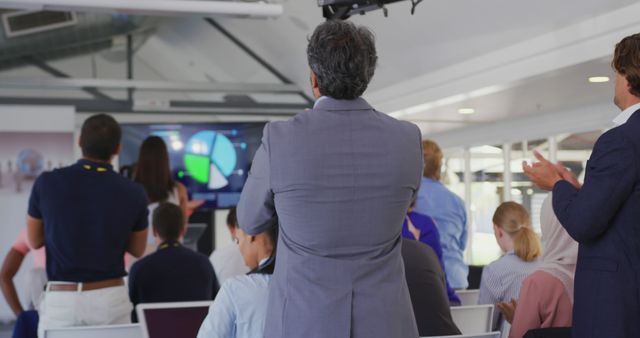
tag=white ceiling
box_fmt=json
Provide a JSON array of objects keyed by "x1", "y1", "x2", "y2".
[
  {"x1": 1, "y1": 0, "x2": 639, "y2": 142},
  {"x1": 213, "y1": 0, "x2": 640, "y2": 139},
  {"x1": 409, "y1": 57, "x2": 618, "y2": 134}
]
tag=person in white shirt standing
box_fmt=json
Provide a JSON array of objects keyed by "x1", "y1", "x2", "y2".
[{"x1": 209, "y1": 208, "x2": 250, "y2": 285}]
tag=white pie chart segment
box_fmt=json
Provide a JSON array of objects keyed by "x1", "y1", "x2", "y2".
[{"x1": 208, "y1": 162, "x2": 229, "y2": 190}]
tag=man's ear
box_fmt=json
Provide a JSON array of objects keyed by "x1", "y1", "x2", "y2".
[
  {"x1": 310, "y1": 70, "x2": 321, "y2": 99},
  {"x1": 113, "y1": 144, "x2": 122, "y2": 156}
]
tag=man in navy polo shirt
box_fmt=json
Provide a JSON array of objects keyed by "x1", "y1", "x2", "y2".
[
  {"x1": 129, "y1": 203, "x2": 217, "y2": 322},
  {"x1": 26, "y1": 114, "x2": 149, "y2": 337}
]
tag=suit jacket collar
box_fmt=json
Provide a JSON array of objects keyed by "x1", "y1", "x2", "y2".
[
  {"x1": 614, "y1": 102, "x2": 640, "y2": 126},
  {"x1": 626, "y1": 107, "x2": 640, "y2": 125},
  {"x1": 313, "y1": 96, "x2": 373, "y2": 111}
]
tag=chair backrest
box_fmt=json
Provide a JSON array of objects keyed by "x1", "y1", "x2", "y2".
[
  {"x1": 450, "y1": 304, "x2": 494, "y2": 335},
  {"x1": 422, "y1": 331, "x2": 501, "y2": 338},
  {"x1": 136, "y1": 301, "x2": 214, "y2": 338},
  {"x1": 456, "y1": 289, "x2": 480, "y2": 306},
  {"x1": 500, "y1": 321, "x2": 511, "y2": 338},
  {"x1": 43, "y1": 324, "x2": 142, "y2": 338}
]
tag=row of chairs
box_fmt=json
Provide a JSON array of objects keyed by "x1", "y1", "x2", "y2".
[
  {"x1": 43, "y1": 301, "x2": 213, "y2": 338},
  {"x1": 43, "y1": 298, "x2": 496, "y2": 338}
]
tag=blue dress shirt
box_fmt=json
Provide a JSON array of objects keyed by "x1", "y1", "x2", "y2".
[
  {"x1": 477, "y1": 251, "x2": 540, "y2": 329},
  {"x1": 197, "y1": 273, "x2": 271, "y2": 338},
  {"x1": 414, "y1": 177, "x2": 469, "y2": 289}
]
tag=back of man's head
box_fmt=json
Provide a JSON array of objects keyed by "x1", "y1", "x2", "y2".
[
  {"x1": 153, "y1": 203, "x2": 185, "y2": 241},
  {"x1": 613, "y1": 33, "x2": 640, "y2": 98},
  {"x1": 79, "y1": 114, "x2": 121, "y2": 162},
  {"x1": 307, "y1": 20, "x2": 377, "y2": 100},
  {"x1": 422, "y1": 139, "x2": 443, "y2": 181}
]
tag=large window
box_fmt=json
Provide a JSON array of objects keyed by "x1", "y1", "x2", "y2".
[{"x1": 442, "y1": 129, "x2": 604, "y2": 266}]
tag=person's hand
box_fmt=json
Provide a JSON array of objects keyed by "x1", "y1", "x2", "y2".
[
  {"x1": 554, "y1": 162, "x2": 582, "y2": 190},
  {"x1": 496, "y1": 298, "x2": 517, "y2": 324},
  {"x1": 522, "y1": 150, "x2": 563, "y2": 191},
  {"x1": 187, "y1": 199, "x2": 205, "y2": 210}
]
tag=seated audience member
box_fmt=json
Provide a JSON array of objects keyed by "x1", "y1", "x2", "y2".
[
  {"x1": 403, "y1": 202, "x2": 460, "y2": 305},
  {"x1": 209, "y1": 207, "x2": 249, "y2": 285},
  {"x1": 478, "y1": 201, "x2": 541, "y2": 330},
  {"x1": 498, "y1": 195, "x2": 578, "y2": 338},
  {"x1": 129, "y1": 203, "x2": 218, "y2": 321},
  {"x1": 197, "y1": 223, "x2": 276, "y2": 338},
  {"x1": 415, "y1": 139, "x2": 469, "y2": 289},
  {"x1": 1, "y1": 229, "x2": 47, "y2": 317},
  {"x1": 401, "y1": 238, "x2": 461, "y2": 337}
]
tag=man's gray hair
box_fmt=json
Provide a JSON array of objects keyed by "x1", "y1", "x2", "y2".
[{"x1": 307, "y1": 20, "x2": 378, "y2": 100}]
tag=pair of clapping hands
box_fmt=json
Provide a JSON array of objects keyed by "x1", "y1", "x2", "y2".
[
  {"x1": 522, "y1": 150, "x2": 581, "y2": 191},
  {"x1": 496, "y1": 299, "x2": 518, "y2": 324}
]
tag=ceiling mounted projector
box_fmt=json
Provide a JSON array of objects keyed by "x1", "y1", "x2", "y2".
[{"x1": 318, "y1": 0, "x2": 423, "y2": 20}]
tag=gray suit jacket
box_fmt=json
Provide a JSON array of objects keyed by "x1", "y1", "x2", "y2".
[{"x1": 237, "y1": 97, "x2": 422, "y2": 338}]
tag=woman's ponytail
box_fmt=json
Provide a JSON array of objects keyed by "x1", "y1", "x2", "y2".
[{"x1": 493, "y1": 202, "x2": 542, "y2": 262}]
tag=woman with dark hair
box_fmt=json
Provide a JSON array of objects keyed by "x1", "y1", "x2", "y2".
[{"x1": 133, "y1": 136, "x2": 189, "y2": 254}]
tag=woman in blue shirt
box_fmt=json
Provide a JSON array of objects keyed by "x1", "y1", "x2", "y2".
[{"x1": 403, "y1": 202, "x2": 461, "y2": 305}]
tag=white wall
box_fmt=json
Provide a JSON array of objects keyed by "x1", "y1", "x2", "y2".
[
  {"x1": 0, "y1": 105, "x2": 74, "y2": 322},
  {"x1": 214, "y1": 209, "x2": 233, "y2": 252}
]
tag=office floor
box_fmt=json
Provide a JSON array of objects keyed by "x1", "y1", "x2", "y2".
[{"x1": 0, "y1": 322, "x2": 13, "y2": 338}]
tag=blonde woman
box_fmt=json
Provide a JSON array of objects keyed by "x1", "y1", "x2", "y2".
[
  {"x1": 478, "y1": 202, "x2": 542, "y2": 330},
  {"x1": 499, "y1": 195, "x2": 578, "y2": 338}
]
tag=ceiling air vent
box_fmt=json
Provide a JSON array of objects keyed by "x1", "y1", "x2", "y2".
[{"x1": 2, "y1": 11, "x2": 77, "y2": 38}]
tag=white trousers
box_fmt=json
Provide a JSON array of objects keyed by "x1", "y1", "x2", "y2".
[{"x1": 37, "y1": 283, "x2": 132, "y2": 338}]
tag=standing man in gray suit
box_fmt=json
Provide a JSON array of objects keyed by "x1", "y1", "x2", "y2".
[{"x1": 237, "y1": 20, "x2": 422, "y2": 338}]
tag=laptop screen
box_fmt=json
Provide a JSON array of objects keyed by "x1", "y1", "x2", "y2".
[{"x1": 142, "y1": 306, "x2": 210, "y2": 338}]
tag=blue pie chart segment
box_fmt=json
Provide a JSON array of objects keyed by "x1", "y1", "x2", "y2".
[
  {"x1": 212, "y1": 133, "x2": 236, "y2": 176},
  {"x1": 184, "y1": 131, "x2": 237, "y2": 190}
]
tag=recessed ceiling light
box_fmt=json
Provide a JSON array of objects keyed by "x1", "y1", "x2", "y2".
[
  {"x1": 458, "y1": 108, "x2": 475, "y2": 115},
  {"x1": 588, "y1": 76, "x2": 610, "y2": 83}
]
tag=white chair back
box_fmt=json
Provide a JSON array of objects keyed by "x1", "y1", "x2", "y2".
[
  {"x1": 456, "y1": 289, "x2": 480, "y2": 306},
  {"x1": 44, "y1": 324, "x2": 142, "y2": 338},
  {"x1": 423, "y1": 331, "x2": 501, "y2": 338},
  {"x1": 500, "y1": 321, "x2": 511, "y2": 338},
  {"x1": 450, "y1": 304, "x2": 494, "y2": 335}
]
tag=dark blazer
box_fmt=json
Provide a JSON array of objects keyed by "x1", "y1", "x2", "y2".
[
  {"x1": 401, "y1": 239, "x2": 461, "y2": 337},
  {"x1": 128, "y1": 241, "x2": 218, "y2": 322},
  {"x1": 552, "y1": 108, "x2": 640, "y2": 338}
]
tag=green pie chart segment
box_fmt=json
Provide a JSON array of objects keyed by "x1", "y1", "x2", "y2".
[{"x1": 184, "y1": 154, "x2": 210, "y2": 184}]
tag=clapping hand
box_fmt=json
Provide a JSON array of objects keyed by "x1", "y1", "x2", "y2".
[
  {"x1": 522, "y1": 150, "x2": 581, "y2": 191},
  {"x1": 496, "y1": 298, "x2": 518, "y2": 324}
]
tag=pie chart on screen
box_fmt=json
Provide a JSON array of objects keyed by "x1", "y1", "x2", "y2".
[{"x1": 184, "y1": 131, "x2": 237, "y2": 190}]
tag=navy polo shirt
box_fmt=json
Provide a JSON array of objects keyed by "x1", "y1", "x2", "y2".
[
  {"x1": 28, "y1": 159, "x2": 149, "y2": 282},
  {"x1": 128, "y1": 240, "x2": 218, "y2": 322}
]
